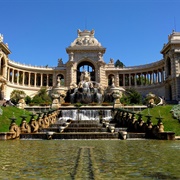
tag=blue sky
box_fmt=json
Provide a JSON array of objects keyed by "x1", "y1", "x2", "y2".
[{"x1": 1, "y1": 0, "x2": 179, "y2": 67}]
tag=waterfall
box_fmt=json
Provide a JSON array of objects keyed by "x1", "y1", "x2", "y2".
[
  {"x1": 59, "y1": 109, "x2": 112, "y2": 121},
  {"x1": 102, "y1": 110, "x2": 112, "y2": 121}
]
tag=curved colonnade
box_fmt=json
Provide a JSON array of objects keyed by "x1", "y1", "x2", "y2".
[{"x1": 0, "y1": 30, "x2": 179, "y2": 102}]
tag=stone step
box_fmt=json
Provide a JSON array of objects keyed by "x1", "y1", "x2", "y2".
[
  {"x1": 68, "y1": 123, "x2": 101, "y2": 128},
  {"x1": 41, "y1": 126, "x2": 108, "y2": 133},
  {"x1": 20, "y1": 132, "x2": 119, "y2": 140},
  {"x1": 64, "y1": 127, "x2": 107, "y2": 133},
  {"x1": 53, "y1": 132, "x2": 119, "y2": 139},
  {"x1": 50, "y1": 123, "x2": 102, "y2": 128},
  {"x1": 127, "y1": 132, "x2": 146, "y2": 139},
  {"x1": 71, "y1": 120, "x2": 100, "y2": 124}
]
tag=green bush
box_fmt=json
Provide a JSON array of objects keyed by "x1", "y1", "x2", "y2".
[
  {"x1": 171, "y1": 104, "x2": 180, "y2": 120},
  {"x1": 25, "y1": 96, "x2": 32, "y2": 105},
  {"x1": 31, "y1": 87, "x2": 52, "y2": 105},
  {"x1": 121, "y1": 88, "x2": 142, "y2": 105},
  {"x1": 10, "y1": 90, "x2": 26, "y2": 105}
]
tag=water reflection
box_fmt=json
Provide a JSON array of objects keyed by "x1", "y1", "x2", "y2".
[{"x1": 0, "y1": 140, "x2": 179, "y2": 179}]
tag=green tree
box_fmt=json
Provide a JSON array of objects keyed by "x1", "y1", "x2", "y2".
[
  {"x1": 10, "y1": 90, "x2": 26, "y2": 105},
  {"x1": 121, "y1": 88, "x2": 142, "y2": 105},
  {"x1": 25, "y1": 96, "x2": 32, "y2": 105},
  {"x1": 32, "y1": 87, "x2": 52, "y2": 105},
  {"x1": 114, "y1": 59, "x2": 125, "y2": 68}
]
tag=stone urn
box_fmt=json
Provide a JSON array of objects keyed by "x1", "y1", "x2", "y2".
[
  {"x1": 51, "y1": 93, "x2": 60, "y2": 109},
  {"x1": 111, "y1": 87, "x2": 125, "y2": 108},
  {"x1": 17, "y1": 94, "x2": 26, "y2": 109},
  {"x1": 46, "y1": 131, "x2": 55, "y2": 140},
  {"x1": 59, "y1": 126, "x2": 66, "y2": 133},
  {"x1": 109, "y1": 125, "x2": 115, "y2": 133},
  {"x1": 119, "y1": 131, "x2": 127, "y2": 140}
]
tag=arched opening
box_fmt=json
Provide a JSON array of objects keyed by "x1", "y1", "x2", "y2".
[
  {"x1": 57, "y1": 74, "x2": 64, "y2": 86},
  {"x1": 77, "y1": 61, "x2": 95, "y2": 84}
]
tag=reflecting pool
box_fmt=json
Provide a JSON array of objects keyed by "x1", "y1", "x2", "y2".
[{"x1": 0, "y1": 140, "x2": 180, "y2": 179}]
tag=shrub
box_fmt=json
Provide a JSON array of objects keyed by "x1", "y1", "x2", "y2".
[
  {"x1": 170, "y1": 104, "x2": 180, "y2": 121},
  {"x1": 10, "y1": 90, "x2": 26, "y2": 105},
  {"x1": 25, "y1": 96, "x2": 32, "y2": 105},
  {"x1": 31, "y1": 87, "x2": 52, "y2": 105},
  {"x1": 120, "y1": 88, "x2": 142, "y2": 105}
]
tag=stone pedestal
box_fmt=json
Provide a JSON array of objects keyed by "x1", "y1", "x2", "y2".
[{"x1": 51, "y1": 84, "x2": 68, "y2": 109}]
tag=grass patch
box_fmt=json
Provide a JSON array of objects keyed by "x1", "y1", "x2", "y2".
[
  {"x1": 0, "y1": 105, "x2": 180, "y2": 136},
  {"x1": 0, "y1": 106, "x2": 32, "y2": 132},
  {"x1": 141, "y1": 105, "x2": 180, "y2": 135}
]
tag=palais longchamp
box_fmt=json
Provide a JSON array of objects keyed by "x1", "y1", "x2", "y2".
[{"x1": 0, "y1": 29, "x2": 180, "y2": 103}]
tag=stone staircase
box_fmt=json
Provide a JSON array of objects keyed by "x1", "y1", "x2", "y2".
[{"x1": 41, "y1": 120, "x2": 120, "y2": 139}]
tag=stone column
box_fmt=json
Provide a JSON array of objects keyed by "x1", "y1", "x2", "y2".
[
  {"x1": 12, "y1": 69, "x2": 14, "y2": 83},
  {"x1": 144, "y1": 73, "x2": 147, "y2": 85},
  {"x1": 152, "y1": 71, "x2": 155, "y2": 84},
  {"x1": 116, "y1": 73, "x2": 119, "y2": 87},
  {"x1": 150, "y1": 72, "x2": 153, "y2": 84},
  {"x1": 157, "y1": 70, "x2": 160, "y2": 83},
  {"x1": 140, "y1": 73, "x2": 142, "y2": 86},
  {"x1": 135, "y1": 73, "x2": 137, "y2": 86},
  {"x1": 161, "y1": 69, "x2": 164, "y2": 82}
]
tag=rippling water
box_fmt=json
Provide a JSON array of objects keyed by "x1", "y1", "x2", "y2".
[{"x1": 0, "y1": 140, "x2": 180, "y2": 179}]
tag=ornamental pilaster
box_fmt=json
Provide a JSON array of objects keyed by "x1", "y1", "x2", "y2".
[
  {"x1": 116, "y1": 73, "x2": 119, "y2": 87},
  {"x1": 66, "y1": 61, "x2": 76, "y2": 86},
  {"x1": 0, "y1": 50, "x2": 3, "y2": 58},
  {"x1": 96, "y1": 60, "x2": 106, "y2": 84},
  {"x1": 2, "y1": 64, "x2": 7, "y2": 79}
]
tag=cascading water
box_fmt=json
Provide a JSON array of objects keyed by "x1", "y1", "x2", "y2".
[
  {"x1": 102, "y1": 110, "x2": 112, "y2": 121},
  {"x1": 59, "y1": 109, "x2": 112, "y2": 121}
]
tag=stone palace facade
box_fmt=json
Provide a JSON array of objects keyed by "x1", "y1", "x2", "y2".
[{"x1": 0, "y1": 29, "x2": 180, "y2": 102}]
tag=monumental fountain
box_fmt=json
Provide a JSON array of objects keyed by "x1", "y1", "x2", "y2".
[{"x1": 0, "y1": 70, "x2": 174, "y2": 141}]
